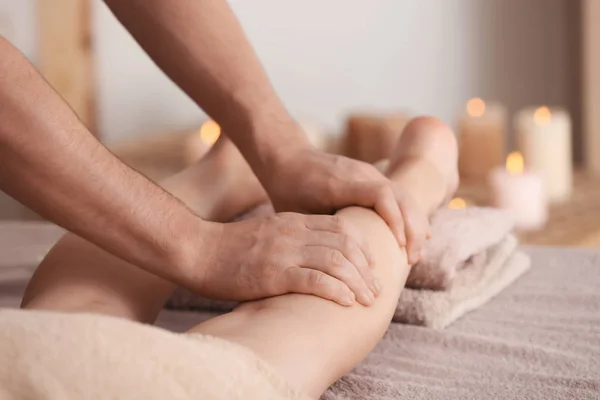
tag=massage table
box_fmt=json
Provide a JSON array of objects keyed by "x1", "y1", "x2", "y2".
[{"x1": 1, "y1": 222, "x2": 598, "y2": 399}]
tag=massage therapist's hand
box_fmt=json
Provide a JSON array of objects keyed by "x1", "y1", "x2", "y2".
[
  {"x1": 262, "y1": 146, "x2": 429, "y2": 264},
  {"x1": 195, "y1": 213, "x2": 379, "y2": 306}
]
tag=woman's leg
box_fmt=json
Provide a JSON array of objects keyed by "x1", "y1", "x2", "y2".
[
  {"x1": 187, "y1": 116, "x2": 458, "y2": 398},
  {"x1": 21, "y1": 138, "x2": 269, "y2": 322},
  {"x1": 22, "y1": 116, "x2": 458, "y2": 398}
]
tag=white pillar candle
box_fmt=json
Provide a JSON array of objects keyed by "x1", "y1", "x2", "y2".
[
  {"x1": 183, "y1": 120, "x2": 221, "y2": 165},
  {"x1": 515, "y1": 106, "x2": 573, "y2": 203},
  {"x1": 458, "y1": 98, "x2": 507, "y2": 182},
  {"x1": 488, "y1": 152, "x2": 548, "y2": 231}
]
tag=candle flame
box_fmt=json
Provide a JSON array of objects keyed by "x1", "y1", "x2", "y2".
[
  {"x1": 534, "y1": 106, "x2": 552, "y2": 126},
  {"x1": 466, "y1": 98, "x2": 486, "y2": 117},
  {"x1": 506, "y1": 151, "x2": 524, "y2": 175},
  {"x1": 448, "y1": 197, "x2": 467, "y2": 209},
  {"x1": 200, "y1": 121, "x2": 221, "y2": 144}
]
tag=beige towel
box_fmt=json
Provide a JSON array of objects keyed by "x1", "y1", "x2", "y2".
[
  {"x1": 0, "y1": 309, "x2": 308, "y2": 400},
  {"x1": 407, "y1": 207, "x2": 515, "y2": 290},
  {"x1": 394, "y1": 235, "x2": 531, "y2": 329}
]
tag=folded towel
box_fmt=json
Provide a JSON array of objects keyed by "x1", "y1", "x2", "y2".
[
  {"x1": 0, "y1": 309, "x2": 308, "y2": 400},
  {"x1": 407, "y1": 207, "x2": 515, "y2": 290},
  {"x1": 394, "y1": 235, "x2": 531, "y2": 329}
]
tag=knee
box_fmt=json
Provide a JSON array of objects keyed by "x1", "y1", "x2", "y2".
[{"x1": 400, "y1": 116, "x2": 458, "y2": 158}]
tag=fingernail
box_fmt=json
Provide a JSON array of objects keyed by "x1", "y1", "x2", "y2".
[
  {"x1": 373, "y1": 278, "x2": 382, "y2": 294},
  {"x1": 368, "y1": 290, "x2": 375, "y2": 303}
]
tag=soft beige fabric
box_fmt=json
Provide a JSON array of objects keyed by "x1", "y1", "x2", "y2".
[
  {"x1": 407, "y1": 207, "x2": 515, "y2": 290},
  {"x1": 394, "y1": 235, "x2": 531, "y2": 328},
  {"x1": 0, "y1": 309, "x2": 308, "y2": 400}
]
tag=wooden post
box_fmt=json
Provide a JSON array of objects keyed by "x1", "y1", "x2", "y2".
[
  {"x1": 582, "y1": 0, "x2": 600, "y2": 173},
  {"x1": 37, "y1": 0, "x2": 96, "y2": 135}
]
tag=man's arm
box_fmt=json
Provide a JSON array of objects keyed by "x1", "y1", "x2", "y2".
[
  {"x1": 103, "y1": 0, "x2": 303, "y2": 176},
  {"x1": 0, "y1": 36, "x2": 207, "y2": 280},
  {"x1": 0, "y1": 37, "x2": 377, "y2": 306},
  {"x1": 106, "y1": 0, "x2": 429, "y2": 261}
]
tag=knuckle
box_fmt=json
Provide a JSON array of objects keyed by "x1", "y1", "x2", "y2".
[
  {"x1": 332, "y1": 215, "x2": 346, "y2": 231},
  {"x1": 330, "y1": 250, "x2": 346, "y2": 267},
  {"x1": 308, "y1": 270, "x2": 325, "y2": 287},
  {"x1": 279, "y1": 221, "x2": 297, "y2": 236},
  {"x1": 376, "y1": 184, "x2": 392, "y2": 199},
  {"x1": 341, "y1": 234, "x2": 354, "y2": 251}
]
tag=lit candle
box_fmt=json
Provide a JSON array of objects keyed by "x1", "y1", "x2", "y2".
[
  {"x1": 488, "y1": 152, "x2": 547, "y2": 231},
  {"x1": 448, "y1": 197, "x2": 467, "y2": 209},
  {"x1": 343, "y1": 113, "x2": 409, "y2": 163},
  {"x1": 515, "y1": 106, "x2": 572, "y2": 203},
  {"x1": 183, "y1": 120, "x2": 221, "y2": 165},
  {"x1": 458, "y1": 98, "x2": 507, "y2": 182}
]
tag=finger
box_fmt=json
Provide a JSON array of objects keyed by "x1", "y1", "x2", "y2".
[
  {"x1": 371, "y1": 185, "x2": 406, "y2": 247},
  {"x1": 298, "y1": 245, "x2": 375, "y2": 306},
  {"x1": 302, "y1": 230, "x2": 379, "y2": 296},
  {"x1": 282, "y1": 266, "x2": 355, "y2": 306},
  {"x1": 304, "y1": 214, "x2": 376, "y2": 269},
  {"x1": 394, "y1": 188, "x2": 430, "y2": 264},
  {"x1": 334, "y1": 183, "x2": 406, "y2": 247}
]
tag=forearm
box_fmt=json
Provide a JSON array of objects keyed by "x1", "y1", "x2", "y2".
[
  {"x1": 0, "y1": 37, "x2": 208, "y2": 281},
  {"x1": 104, "y1": 0, "x2": 308, "y2": 177}
]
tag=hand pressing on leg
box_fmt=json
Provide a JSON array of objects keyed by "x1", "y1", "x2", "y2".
[
  {"x1": 256, "y1": 135, "x2": 430, "y2": 264},
  {"x1": 196, "y1": 212, "x2": 380, "y2": 307}
]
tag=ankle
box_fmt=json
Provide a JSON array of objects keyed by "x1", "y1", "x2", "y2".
[{"x1": 386, "y1": 156, "x2": 449, "y2": 215}]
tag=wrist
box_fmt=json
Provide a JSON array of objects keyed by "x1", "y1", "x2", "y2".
[
  {"x1": 164, "y1": 213, "x2": 222, "y2": 290},
  {"x1": 245, "y1": 116, "x2": 312, "y2": 183},
  {"x1": 220, "y1": 96, "x2": 309, "y2": 174}
]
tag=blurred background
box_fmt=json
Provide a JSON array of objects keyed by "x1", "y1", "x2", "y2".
[{"x1": 1, "y1": 0, "x2": 598, "y2": 246}]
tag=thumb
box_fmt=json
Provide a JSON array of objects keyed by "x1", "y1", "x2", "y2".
[{"x1": 337, "y1": 182, "x2": 406, "y2": 246}]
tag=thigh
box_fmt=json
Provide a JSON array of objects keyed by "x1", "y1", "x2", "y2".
[
  {"x1": 21, "y1": 233, "x2": 174, "y2": 323},
  {"x1": 187, "y1": 206, "x2": 408, "y2": 399}
]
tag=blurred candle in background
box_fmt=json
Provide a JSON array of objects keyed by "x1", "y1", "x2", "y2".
[
  {"x1": 183, "y1": 120, "x2": 221, "y2": 165},
  {"x1": 343, "y1": 113, "x2": 409, "y2": 163},
  {"x1": 488, "y1": 151, "x2": 547, "y2": 231},
  {"x1": 515, "y1": 106, "x2": 572, "y2": 203},
  {"x1": 458, "y1": 98, "x2": 507, "y2": 182},
  {"x1": 448, "y1": 197, "x2": 467, "y2": 209}
]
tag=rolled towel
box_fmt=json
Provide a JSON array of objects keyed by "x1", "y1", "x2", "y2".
[
  {"x1": 394, "y1": 235, "x2": 531, "y2": 329},
  {"x1": 407, "y1": 207, "x2": 515, "y2": 290}
]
